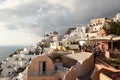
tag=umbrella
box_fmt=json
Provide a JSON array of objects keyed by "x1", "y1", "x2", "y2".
[
  {"x1": 112, "y1": 35, "x2": 120, "y2": 41},
  {"x1": 90, "y1": 34, "x2": 120, "y2": 51}
]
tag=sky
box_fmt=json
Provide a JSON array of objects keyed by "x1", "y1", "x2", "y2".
[{"x1": 0, "y1": 0, "x2": 120, "y2": 46}]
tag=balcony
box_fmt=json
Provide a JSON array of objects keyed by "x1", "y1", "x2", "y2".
[
  {"x1": 28, "y1": 66, "x2": 69, "y2": 77},
  {"x1": 57, "y1": 66, "x2": 69, "y2": 73},
  {"x1": 28, "y1": 71, "x2": 57, "y2": 76}
]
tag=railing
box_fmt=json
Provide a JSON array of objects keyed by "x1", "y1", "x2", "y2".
[
  {"x1": 57, "y1": 66, "x2": 69, "y2": 73},
  {"x1": 96, "y1": 58, "x2": 110, "y2": 67},
  {"x1": 28, "y1": 65, "x2": 70, "y2": 76},
  {"x1": 28, "y1": 71, "x2": 57, "y2": 76}
]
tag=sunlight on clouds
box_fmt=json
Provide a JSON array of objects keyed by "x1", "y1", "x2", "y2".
[
  {"x1": 0, "y1": 0, "x2": 120, "y2": 46},
  {"x1": 0, "y1": 0, "x2": 33, "y2": 9},
  {"x1": 0, "y1": 22, "x2": 8, "y2": 30},
  {"x1": 0, "y1": 30, "x2": 42, "y2": 46},
  {"x1": 48, "y1": 0, "x2": 76, "y2": 12}
]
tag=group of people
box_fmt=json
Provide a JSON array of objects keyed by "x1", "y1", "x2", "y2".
[
  {"x1": 78, "y1": 44, "x2": 86, "y2": 52},
  {"x1": 78, "y1": 43, "x2": 100, "y2": 52},
  {"x1": 78, "y1": 43, "x2": 91, "y2": 52}
]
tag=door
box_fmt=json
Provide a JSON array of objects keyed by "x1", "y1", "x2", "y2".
[{"x1": 39, "y1": 61, "x2": 46, "y2": 75}]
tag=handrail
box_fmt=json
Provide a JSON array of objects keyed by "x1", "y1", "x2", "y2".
[
  {"x1": 28, "y1": 71, "x2": 57, "y2": 76},
  {"x1": 96, "y1": 58, "x2": 110, "y2": 67},
  {"x1": 28, "y1": 66, "x2": 69, "y2": 76},
  {"x1": 57, "y1": 66, "x2": 69, "y2": 73}
]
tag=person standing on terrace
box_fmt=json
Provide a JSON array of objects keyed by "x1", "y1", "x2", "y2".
[{"x1": 78, "y1": 44, "x2": 82, "y2": 52}]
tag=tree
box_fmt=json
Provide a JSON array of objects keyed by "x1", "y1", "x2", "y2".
[
  {"x1": 103, "y1": 21, "x2": 120, "y2": 35},
  {"x1": 110, "y1": 21, "x2": 120, "y2": 35}
]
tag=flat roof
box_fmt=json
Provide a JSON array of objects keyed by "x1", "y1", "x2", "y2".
[{"x1": 66, "y1": 52, "x2": 93, "y2": 63}]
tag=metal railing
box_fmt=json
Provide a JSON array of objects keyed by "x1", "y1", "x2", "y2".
[
  {"x1": 57, "y1": 66, "x2": 69, "y2": 73},
  {"x1": 28, "y1": 71, "x2": 57, "y2": 76},
  {"x1": 28, "y1": 66, "x2": 69, "y2": 76}
]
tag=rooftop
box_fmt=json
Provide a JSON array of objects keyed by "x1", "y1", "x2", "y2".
[{"x1": 66, "y1": 52, "x2": 92, "y2": 63}]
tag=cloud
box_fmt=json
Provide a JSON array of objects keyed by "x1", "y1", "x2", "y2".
[
  {"x1": 0, "y1": 30, "x2": 42, "y2": 45},
  {"x1": 6, "y1": 26, "x2": 18, "y2": 30},
  {"x1": 0, "y1": 0, "x2": 120, "y2": 45}
]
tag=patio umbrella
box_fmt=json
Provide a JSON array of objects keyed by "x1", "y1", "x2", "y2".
[
  {"x1": 90, "y1": 34, "x2": 120, "y2": 51},
  {"x1": 89, "y1": 36, "x2": 111, "y2": 41}
]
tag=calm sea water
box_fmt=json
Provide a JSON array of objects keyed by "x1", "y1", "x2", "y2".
[{"x1": 0, "y1": 46, "x2": 27, "y2": 62}]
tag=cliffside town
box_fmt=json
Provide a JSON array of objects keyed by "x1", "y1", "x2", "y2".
[{"x1": 0, "y1": 13, "x2": 120, "y2": 80}]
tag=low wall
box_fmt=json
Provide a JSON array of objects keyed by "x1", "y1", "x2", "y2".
[
  {"x1": 80, "y1": 54, "x2": 94, "y2": 77},
  {"x1": 100, "y1": 73, "x2": 112, "y2": 80},
  {"x1": 27, "y1": 75, "x2": 58, "y2": 80},
  {"x1": 62, "y1": 56, "x2": 77, "y2": 68},
  {"x1": 63, "y1": 66, "x2": 77, "y2": 80}
]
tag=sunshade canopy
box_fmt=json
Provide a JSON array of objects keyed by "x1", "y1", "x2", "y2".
[{"x1": 90, "y1": 34, "x2": 120, "y2": 41}]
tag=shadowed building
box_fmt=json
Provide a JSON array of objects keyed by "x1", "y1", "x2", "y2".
[{"x1": 26, "y1": 54, "x2": 76, "y2": 80}]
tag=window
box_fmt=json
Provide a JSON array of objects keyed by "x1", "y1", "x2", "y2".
[
  {"x1": 39, "y1": 61, "x2": 46, "y2": 74},
  {"x1": 87, "y1": 34, "x2": 89, "y2": 38}
]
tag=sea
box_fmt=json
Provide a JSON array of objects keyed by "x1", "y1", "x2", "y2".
[{"x1": 0, "y1": 46, "x2": 27, "y2": 62}]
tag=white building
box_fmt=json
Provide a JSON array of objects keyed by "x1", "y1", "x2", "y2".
[
  {"x1": 85, "y1": 24, "x2": 104, "y2": 38},
  {"x1": 114, "y1": 13, "x2": 120, "y2": 21},
  {"x1": 92, "y1": 24, "x2": 103, "y2": 32},
  {"x1": 85, "y1": 32, "x2": 98, "y2": 38},
  {"x1": 62, "y1": 34, "x2": 69, "y2": 42},
  {"x1": 70, "y1": 26, "x2": 86, "y2": 38},
  {"x1": 1, "y1": 66, "x2": 15, "y2": 77},
  {"x1": 23, "y1": 46, "x2": 36, "y2": 54},
  {"x1": 50, "y1": 32, "x2": 61, "y2": 50},
  {"x1": 61, "y1": 26, "x2": 87, "y2": 50}
]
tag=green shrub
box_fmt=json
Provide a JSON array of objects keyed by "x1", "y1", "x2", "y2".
[{"x1": 107, "y1": 59, "x2": 120, "y2": 64}]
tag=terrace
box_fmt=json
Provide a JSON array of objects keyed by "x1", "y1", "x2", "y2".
[
  {"x1": 94, "y1": 50, "x2": 120, "y2": 69},
  {"x1": 27, "y1": 54, "x2": 77, "y2": 80},
  {"x1": 28, "y1": 71, "x2": 57, "y2": 76},
  {"x1": 92, "y1": 50, "x2": 120, "y2": 80},
  {"x1": 28, "y1": 66, "x2": 69, "y2": 77}
]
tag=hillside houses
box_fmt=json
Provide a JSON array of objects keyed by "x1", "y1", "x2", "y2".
[{"x1": 1, "y1": 13, "x2": 120, "y2": 80}]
